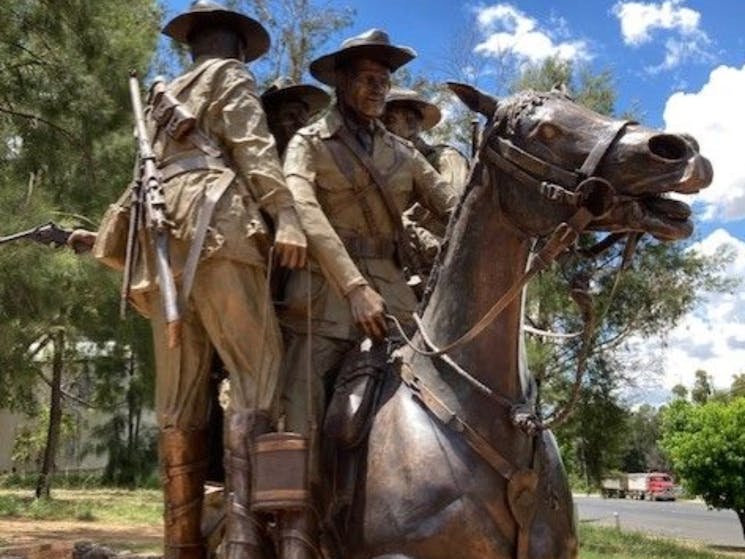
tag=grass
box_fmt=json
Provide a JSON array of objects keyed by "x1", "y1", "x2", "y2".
[
  {"x1": 0, "y1": 489, "x2": 738, "y2": 558},
  {"x1": 580, "y1": 524, "x2": 737, "y2": 558},
  {"x1": 0, "y1": 488, "x2": 162, "y2": 525}
]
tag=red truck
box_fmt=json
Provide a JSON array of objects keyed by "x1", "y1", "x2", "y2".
[{"x1": 600, "y1": 472, "x2": 676, "y2": 501}]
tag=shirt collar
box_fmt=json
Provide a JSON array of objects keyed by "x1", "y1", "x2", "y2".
[{"x1": 320, "y1": 105, "x2": 388, "y2": 140}]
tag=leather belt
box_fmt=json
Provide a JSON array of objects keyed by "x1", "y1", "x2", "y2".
[
  {"x1": 339, "y1": 233, "x2": 396, "y2": 259},
  {"x1": 158, "y1": 154, "x2": 227, "y2": 183}
]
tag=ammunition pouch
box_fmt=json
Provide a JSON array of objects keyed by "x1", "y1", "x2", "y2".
[
  {"x1": 150, "y1": 80, "x2": 196, "y2": 142},
  {"x1": 323, "y1": 341, "x2": 389, "y2": 450}
]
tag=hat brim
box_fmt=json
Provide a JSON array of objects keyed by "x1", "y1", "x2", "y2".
[
  {"x1": 310, "y1": 44, "x2": 416, "y2": 86},
  {"x1": 386, "y1": 98, "x2": 442, "y2": 130},
  {"x1": 162, "y1": 10, "x2": 270, "y2": 62},
  {"x1": 261, "y1": 84, "x2": 331, "y2": 116}
]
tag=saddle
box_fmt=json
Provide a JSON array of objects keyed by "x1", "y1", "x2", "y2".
[
  {"x1": 323, "y1": 338, "x2": 390, "y2": 450},
  {"x1": 320, "y1": 339, "x2": 392, "y2": 554}
]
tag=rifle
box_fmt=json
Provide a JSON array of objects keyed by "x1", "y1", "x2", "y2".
[
  {"x1": 126, "y1": 70, "x2": 181, "y2": 349},
  {"x1": 0, "y1": 222, "x2": 73, "y2": 248}
]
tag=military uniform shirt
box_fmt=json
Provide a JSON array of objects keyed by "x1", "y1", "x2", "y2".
[
  {"x1": 94, "y1": 56, "x2": 295, "y2": 314},
  {"x1": 281, "y1": 107, "x2": 457, "y2": 339}
]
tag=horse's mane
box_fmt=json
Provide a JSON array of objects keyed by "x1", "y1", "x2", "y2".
[{"x1": 419, "y1": 89, "x2": 564, "y2": 310}]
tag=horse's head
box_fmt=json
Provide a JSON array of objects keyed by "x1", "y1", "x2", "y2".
[{"x1": 448, "y1": 83, "x2": 713, "y2": 241}]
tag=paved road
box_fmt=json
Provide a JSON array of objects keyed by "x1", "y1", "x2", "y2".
[{"x1": 575, "y1": 494, "x2": 744, "y2": 548}]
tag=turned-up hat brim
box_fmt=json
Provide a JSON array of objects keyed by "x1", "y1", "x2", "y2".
[
  {"x1": 385, "y1": 88, "x2": 442, "y2": 131},
  {"x1": 162, "y1": 2, "x2": 270, "y2": 62},
  {"x1": 310, "y1": 29, "x2": 416, "y2": 86},
  {"x1": 261, "y1": 84, "x2": 331, "y2": 115}
]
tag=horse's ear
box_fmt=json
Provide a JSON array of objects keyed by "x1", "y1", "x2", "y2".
[{"x1": 446, "y1": 81, "x2": 498, "y2": 118}]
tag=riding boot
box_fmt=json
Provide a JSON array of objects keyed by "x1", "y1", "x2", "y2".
[
  {"x1": 160, "y1": 427, "x2": 209, "y2": 559},
  {"x1": 224, "y1": 410, "x2": 272, "y2": 559},
  {"x1": 278, "y1": 509, "x2": 322, "y2": 559}
]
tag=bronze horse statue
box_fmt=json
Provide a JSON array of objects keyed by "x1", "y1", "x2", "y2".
[{"x1": 340, "y1": 85, "x2": 712, "y2": 559}]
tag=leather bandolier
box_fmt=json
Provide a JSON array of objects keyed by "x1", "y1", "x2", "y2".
[{"x1": 160, "y1": 428, "x2": 209, "y2": 559}]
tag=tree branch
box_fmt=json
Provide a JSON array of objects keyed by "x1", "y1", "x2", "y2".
[{"x1": 0, "y1": 106, "x2": 80, "y2": 145}]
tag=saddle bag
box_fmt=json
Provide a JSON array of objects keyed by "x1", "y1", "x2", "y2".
[{"x1": 323, "y1": 339, "x2": 389, "y2": 450}]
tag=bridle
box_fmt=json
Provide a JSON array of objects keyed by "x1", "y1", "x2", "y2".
[{"x1": 393, "y1": 104, "x2": 637, "y2": 359}]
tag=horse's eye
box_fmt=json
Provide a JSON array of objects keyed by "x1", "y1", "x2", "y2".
[{"x1": 537, "y1": 123, "x2": 560, "y2": 141}]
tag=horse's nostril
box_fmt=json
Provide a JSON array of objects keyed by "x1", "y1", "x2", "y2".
[
  {"x1": 679, "y1": 133, "x2": 700, "y2": 153},
  {"x1": 648, "y1": 134, "x2": 688, "y2": 161}
]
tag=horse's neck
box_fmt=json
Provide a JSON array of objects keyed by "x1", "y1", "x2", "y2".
[{"x1": 423, "y1": 181, "x2": 531, "y2": 402}]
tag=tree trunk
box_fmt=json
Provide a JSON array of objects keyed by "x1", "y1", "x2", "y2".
[
  {"x1": 737, "y1": 509, "x2": 745, "y2": 541},
  {"x1": 35, "y1": 328, "x2": 64, "y2": 499}
]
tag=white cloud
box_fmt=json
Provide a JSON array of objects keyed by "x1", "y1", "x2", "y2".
[
  {"x1": 622, "y1": 229, "x2": 745, "y2": 400},
  {"x1": 663, "y1": 64, "x2": 745, "y2": 221},
  {"x1": 473, "y1": 3, "x2": 591, "y2": 64},
  {"x1": 612, "y1": 1, "x2": 711, "y2": 71},
  {"x1": 613, "y1": 0, "x2": 700, "y2": 45},
  {"x1": 660, "y1": 229, "x2": 745, "y2": 391}
]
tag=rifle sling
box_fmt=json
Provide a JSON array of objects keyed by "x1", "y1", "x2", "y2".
[
  {"x1": 176, "y1": 160, "x2": 235, "y2": 309},
  {"x1": 151, "y1": 62, "x2": 236, "y2": 308},
  {"x1": 335, "y1": 128, "x2": 419, "y2": 272}
]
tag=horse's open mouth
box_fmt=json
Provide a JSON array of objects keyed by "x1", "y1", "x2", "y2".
[{"x1": 641, "y1": 196, "x2": 693, "y2": 239}]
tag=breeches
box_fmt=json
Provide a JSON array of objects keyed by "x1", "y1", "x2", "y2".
[
  {"x1": 149, "y1": 258, "x2": 282, "y2": 430},
  {"x1": 279, "y1": 331, "x2": 354, "y2": 483}
]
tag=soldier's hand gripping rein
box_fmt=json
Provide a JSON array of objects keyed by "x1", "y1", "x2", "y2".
[
  {"x1": 274, "y1": 207, "x2": 307, "y2": 269},
  {"x1": 347, "y1": 284, "x2": 388, "y2": 340}
]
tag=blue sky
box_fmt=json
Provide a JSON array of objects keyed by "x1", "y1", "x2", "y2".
[{"x1": 164, "y1": 0, "x2": 745, "y2": 398}]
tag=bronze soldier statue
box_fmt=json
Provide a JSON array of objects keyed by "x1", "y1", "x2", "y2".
[
  {"x1": 276, "y1": 28, "x2": 457, "y2": 558},
  {"x1": 69, "y1": 2, "x2": 306, "y2": 558},
  {"x1": 261, "y1": 77, "x2": 330, "y2": 158},
  {"x1": 383, "y1": 87, "x2": 470, "y2": 242},
  {"x1": 383, "y1": 87, "x2": 470, "y2": 196}
]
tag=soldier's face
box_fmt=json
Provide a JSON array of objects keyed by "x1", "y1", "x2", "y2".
[
  {"x1": 382, "y1": 105, "x2": 422, "y2": 140},
  {"x1": 340, "y1": 59, "x2": 392, "y2": 120},
  {"x1": 269, "y1": 100, "x2": 310, "y2": 150}
]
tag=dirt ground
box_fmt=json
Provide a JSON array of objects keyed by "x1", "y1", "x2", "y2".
[{"x1": 0, "y1": 518, "x2": 163, "y2": 556}]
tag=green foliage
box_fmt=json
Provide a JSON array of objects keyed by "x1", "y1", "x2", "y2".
[
  {"x1": 661, "y1": 398, "x2": 745, "y2": 533},
  {"x1": 554, "y1": 359, "x2": 630, "y2": 486},
  {"x1": 231, "y1": 0, "x2": 354, "y2": 86},
  {"x1": 620, "y1": 404, "x2": 669, "y2": 472},
  {"x1": 11, "y1": 406, "x2": 77, "y2": 467},
  {"x1": 0, "y1": 0, "x2": 161, "y2": 489},
  {"x1": 0, "y1": 488, "x2": 162, "y2": 524},
  {"x1": 509, "y1": 56, "x2": 616, "y2": 116},
  {"x1": 672, "y1": 384, "x2": 689, "y2": 400},
  {"x1": 580, "y1": 524, "x2": 730, "y2": 559},
  {"x1": 691, "y1": 369, "x2": 713, "y2": 404}
]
